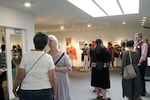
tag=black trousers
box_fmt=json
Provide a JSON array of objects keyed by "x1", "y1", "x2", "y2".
[
  {"x1": 138, "y1": 61, "x2": 146, "y2": 94},
  {"x1": 0, "y1": 83, "x2": 5, "y2": 100},
  {"x1": 0, "y1": 72, "x2": 6, "y2": 100}
]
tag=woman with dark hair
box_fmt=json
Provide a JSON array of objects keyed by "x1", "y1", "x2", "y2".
[
  {"x1": 91, "y1": 38, "x2": 111, "y2": 100},
  {"x1": 121, "y1": 40, "x2": 142, "y2": 100},
  {"x1": 120, "y1": 42, "x2": 126, "y2": 59},
  {"x1": 13, "y1": 32, "x2": 56, "y2": 100}
]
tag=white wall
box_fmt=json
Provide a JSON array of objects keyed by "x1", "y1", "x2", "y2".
[
  {"x1": 48, "y1": 26, "x2": 150, "y2": 67},
  {"x1": 0, "y1": 5, "x2": 35, "y2": 50},
  {"x1": 0, "y1": 5, "x2": 35, "y2": 99}
]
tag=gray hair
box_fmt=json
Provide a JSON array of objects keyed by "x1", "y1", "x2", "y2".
[
  {"x1": 135, "y1": 32, "x2": 143, "y2": 38},
  {"x1": 48, "y1": 35, "x2": 60, "y2": 50}
]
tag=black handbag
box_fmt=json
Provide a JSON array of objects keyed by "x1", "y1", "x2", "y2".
[
  {"x1": 16, "y1": 52, "x2": 45, "y2": 96},
  {"x1": 16, "y1": 85, "x2": 21, "y2": 96}
]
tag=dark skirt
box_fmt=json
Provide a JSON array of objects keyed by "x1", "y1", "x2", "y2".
[
  {"x1": 122, "y1": 67, "x2": 142, "y2": 100},
  {"x1": 91, "y1": 67, "x2": 110, "y2": 89}
]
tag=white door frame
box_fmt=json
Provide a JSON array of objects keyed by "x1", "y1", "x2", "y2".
[{"x1": 5, "y1": 27, "x2": 26, "y2": 99}]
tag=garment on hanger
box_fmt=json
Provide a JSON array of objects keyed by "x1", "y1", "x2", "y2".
[{"x1": 68, "y1": 46, "x2": 77, "y2": 60}]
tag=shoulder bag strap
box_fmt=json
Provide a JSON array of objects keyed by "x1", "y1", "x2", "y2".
[
  {"x1": 129, "y1": 51, "x2": 132, "y2": 64},
  {"x1": 54, "y1": 52, "x2": 65, "y2": 65},
  {"x1": 19, "y1": 51, "x2": 46, "y2": 86},
  {"x1": 25, "y1": 51, "x2": 46, "y2": 75}
]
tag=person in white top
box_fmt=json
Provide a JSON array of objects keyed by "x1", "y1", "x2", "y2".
[{"x1": 13, "y1": 32, "x2": 56, "y2": 100}]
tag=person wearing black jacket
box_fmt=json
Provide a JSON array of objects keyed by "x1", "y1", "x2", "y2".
[{"x1": 91, "y1": 39, "x2": 111, "y2": 100}]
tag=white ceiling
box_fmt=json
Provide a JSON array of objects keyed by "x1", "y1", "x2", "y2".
[{"x1": 0, "y1": 0, "x2": 150, "y2": 32}]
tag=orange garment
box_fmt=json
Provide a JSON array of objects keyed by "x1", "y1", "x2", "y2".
[{"x1": 68, "y1": 47, "x2": 77, "y2": 60}]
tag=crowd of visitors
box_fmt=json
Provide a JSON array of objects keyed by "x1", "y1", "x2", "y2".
[{"x1": 0, "y1": 31, "x2": 149, "y2": 100}]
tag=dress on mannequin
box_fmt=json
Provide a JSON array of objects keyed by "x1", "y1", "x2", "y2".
[
  {"x1": 80, "y1": 44, "x2": 89, "y2": 71},
  {"x1": 68, "y1": 46, "x2": 77, "y2": 67},
  {"x1": 113, "y1": 44, "x2": 121, "y2": 67}
]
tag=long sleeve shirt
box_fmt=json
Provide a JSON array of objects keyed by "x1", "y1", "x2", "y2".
[{"x1": 134, "y1": 40, "x2": 148, "y2": 63}]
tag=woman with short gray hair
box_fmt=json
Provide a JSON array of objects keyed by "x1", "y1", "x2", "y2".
[{"x1": 48, "y1": 35, "x2": 72, "y2": 100}]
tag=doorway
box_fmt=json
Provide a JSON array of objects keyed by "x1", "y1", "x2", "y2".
[{"x1": 4, "y1": 27, "x2": 26, "y2": 99}]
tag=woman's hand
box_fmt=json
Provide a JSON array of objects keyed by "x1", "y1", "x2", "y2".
[
  {"x1": 12, "y1": 87, "x2": 18, "y2": 97},
  {"x1": 53, "y1": 95, "x2": 56, "y2": 100},
  {"x1": 55, "y1": 66, "x2": 69, "y2": 72},
  {"x1": 137, "y1": 62, "x2": 141, "y2": 66}
]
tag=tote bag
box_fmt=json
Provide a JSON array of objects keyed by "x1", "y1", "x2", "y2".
[{"x1": 123, "y1": 51, "x2": 137, "y2": 79}]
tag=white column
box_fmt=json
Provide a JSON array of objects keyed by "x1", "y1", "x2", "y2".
[{"x1": 5, "y1": 28, "x2": 15, "y2": 99}]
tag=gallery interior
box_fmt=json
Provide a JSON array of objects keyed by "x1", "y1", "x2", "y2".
[{"x1": 0, "y1": 0, "x2": 150, "y2": 100}]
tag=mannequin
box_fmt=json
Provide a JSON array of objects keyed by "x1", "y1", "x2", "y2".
[
  {"x1": 80, "y1": 43, "x2": 89, "y2": 71},
  {"x1": 67, "y1": 45, "x2": 77, "y2": 66}
]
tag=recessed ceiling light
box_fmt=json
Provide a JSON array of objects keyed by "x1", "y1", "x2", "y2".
[
  {"x1": 141, "y1": 19, "x2": 146, "y2": 22},
  {"x1": 60, "y1": 26, "x2": 64, "y2": 30},
  {"x1": 87, "y1": 24, "x2": 91, "y2": 27},
  {"x1": 141, "y1": 23, "x2": 144, "y2": 26},
  {"x1": 24, "y1": 2, "x2": 31, "y2": 7},
  {"x1": 122, "y1": 20, "x2": 126, "y2": 24},
  {"x1": 43, "y1": 30, "x2": 46, "y2": 33},
  {"x1": 142, "y1": 17, "x2": 147, "y2": 19},
  {"x1": 141, "y1": 21, "x2": 145, "y2": 24}
]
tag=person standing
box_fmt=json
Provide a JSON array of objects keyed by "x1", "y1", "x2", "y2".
[
  {"x1": 88, "y1": 43, "x2": 94, "y2": 67},
  {"x1": 134, "y1": 32, "x2": 148, "y2": 96},
  {"x1": 13, "y1": 32, "x2": 56, "y2": 100},
  {"x1": 16, "y1": 44, "x2": 22, "y2": 66},
  {"x1": 121, "y1": 40, "x2": 142, "y2": 100},
  {"x1": 48, "y1": 35, "x2": 72, "y2": 100},
  {"x1": 144, "y1": 38, "x2": 150, "y2": 58},
  {"x1": 0, "y1": 44, "x2": 6, "y2": 100},
  {"x1": 81, "y1": 43, "x2": 89, "y2": 71},
  {"x1": 91, "y1": 38, "x2": 111, "y2": 100},
  {"x1": 120, "y1": 42, "x2": 126, "y2": 59},
  {"x1": 107, "y1": 42, "x2": 114, "y2": 70},
  {"x1": 0, "y1": 69, "x2": 5, "y2": 100}
]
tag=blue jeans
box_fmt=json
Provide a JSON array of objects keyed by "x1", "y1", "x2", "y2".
[{"x1": 19, "y1": 88, "x2": 53, "y2": 100}]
